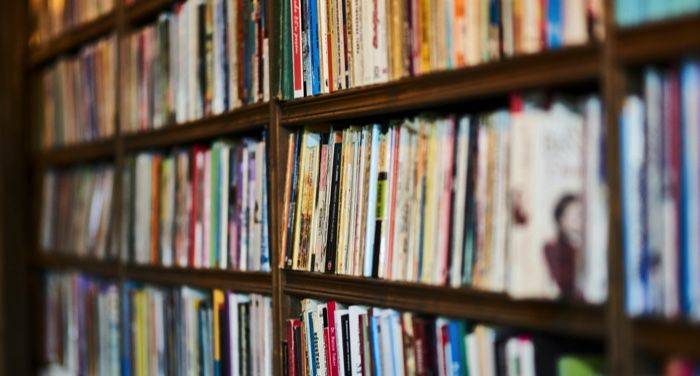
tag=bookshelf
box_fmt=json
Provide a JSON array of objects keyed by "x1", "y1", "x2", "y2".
[{"x1": 13, "y1": 0, "x2": 700, "y2": 373}]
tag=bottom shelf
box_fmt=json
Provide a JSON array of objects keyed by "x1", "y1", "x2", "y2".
[{"x1": 283, "y1": 270, "x2": 605, "y2": 339}]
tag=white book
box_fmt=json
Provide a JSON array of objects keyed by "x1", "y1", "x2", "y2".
[
  {"x1": 388, "y1": 311, "x2": 405, "y2": 376},
  {"x1": 363, "y1": 125, "x2": 381, "y2": 277},
  {"x1": 682, "y1": 62, "x2": 700, "y2": 320},
  {"x1": 562, "y1": 0, "x2": 587, "y2": 46},
  {"x1": 621, "y1": 96, "x2": 646, "y2": 316},
  {"x1": 334, "y1": 308, "x2": 349, "y2": 376},
  {"x1": 239, "y1": 148, "x2": 249, "y2": 270},
  {"x1": 374, "y1": 0, "x2": 388, "y2": 83},
  {"x1": 582, "y1": 96, "x2": 608, "y2": 304},
  {"x1": 348, "y1": 305, "x2": 367, "y2": 376},
  {"x1": 318, "y1": 0, "x2": 330, "y2": 93},
  {"x1": 212, "y1": 0, "x2": 225, "y2": 114},
  {"x1": 315, "y1": 304, "x2": 328, "y2": 376},
  {"x1": 450, "y1": 117, "x2": 471, "y2": 287},
  {"x1": 520, "y1": 338, "x2": 536, "y2": 376}
]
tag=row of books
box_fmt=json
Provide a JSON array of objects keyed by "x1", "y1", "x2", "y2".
[
  {"x1": 42, "y1": 272, "x2": 273, "y2": 375},
  {"x1": 30, "y1": 0, "x2": 113, "y2": 45},
  {"x1": 282, "y1": 94, "x2": 608, "y2": 303},
  {"x1": 38, "y1": 36, "x2": 117, "y2": 148},
  {"x1": 123, "y1": 283, "x2": 273, "y2": 375},
  {"x1": 121, "y1": 138, "x2": 270, "y2": 271},
  {"x1": 616, "y1": 0, "x2": 700, "y2": 26},
  {"x1": 120, "y1": 0, "x2": 270, "y2": 134},
  {"x1": 43, "y1": 273, "x2": 120, "y2": 376},
  {"x1": 279, "y1": 0, "x2": 604, "y2": 99},
  {"x1": 621, "y1": 59, "x2": 700, "y2": 320},
  {"x1": 40, "y1": 165, "x2": 115, "y2": 259},
  {"x1": 284, "y1": 298, "x2": 604, "y2": 376}
]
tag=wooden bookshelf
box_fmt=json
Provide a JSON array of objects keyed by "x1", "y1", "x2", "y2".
[
  {"x1": 123, "y1": 102, "x2": 271, "y2": 151},
  {"x1": 34, "y1": 137, "x2": 116, "y2": 166},
  {"x1": 633, "y1": 318, "x2": 700, "y2": 359},
  {"x1": 31, "y1": 254, "x2": 273, "y2": 294},
  {"x1": 284, "y1": 270, "x2": 605, "y2": 339},
  {"x1": 616, "y1": 13, "x2": 700, "y2": 65},
  {"x1": 31, "y1": 253, "x2": 121, "y2": 278},
  {"x1": 14, "y1": 0, "x2": 700, "y2": 374},
  {"x1": 281, "y1": 44, "x2": 600, "y2": 126}
]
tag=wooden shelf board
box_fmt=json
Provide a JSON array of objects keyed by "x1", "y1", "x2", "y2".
[
  {"x1": 31, "y1": 254, "x2": 121, "y2": 278},
  {"x1": 30, "y1": 254, "x2": 272, "y2": 294},
  {"x1": 281, "y1": 44, "x2": 600, "y2": 126},
  {"x1": 617, "y1": 14, "x2": 700, "y2": 65},
  {"x1": 633, "y1": 317, "x2": 700, "y2": 359},
  {"x1": 283, "y1": 270, "x2": 605, "y2": 338},
  {"x1": 125, "y1": 0, "x2": 178, "y2": 26},
  {"x1": 123, "y1": 102, "x2": 270, "y2": 151},
  {"x1": 35, "y1": 138, "x2": 115, "y2": 166},
  {"x1": 126, "y1": 264, "x2": 272, "y2": 294},
  {"x1": 28, "y1": 11, "x2": 117, "y2": 68}
]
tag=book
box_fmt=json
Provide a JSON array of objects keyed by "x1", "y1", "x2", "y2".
[
  {"x1": 282, "y1": 93, "x2": 607, "y2": 303},
  {"x1": 279, "y1": 0, "x2": 603, "y2": 100},
  {"x1": 122, "y1": 137, "x2": 269, "y2": 271},
  {"x1": 119, "y1": 0, "x2": 269, "y2": 134},
  {"x1": 286, "y1": 299, "x2": 605, "y2": 375}
]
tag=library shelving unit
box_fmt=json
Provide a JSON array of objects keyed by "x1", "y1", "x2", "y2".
[{"x1": 17, "y1": 0, "x2": 700, "y2": 374}]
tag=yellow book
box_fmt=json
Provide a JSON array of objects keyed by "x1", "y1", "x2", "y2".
[{"x1": 213, "y1": 289, "x2": 224, "y2": 364}]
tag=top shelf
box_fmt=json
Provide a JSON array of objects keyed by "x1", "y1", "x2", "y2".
[
  {"x1": 28, "y1": 10, "x2": 117, "y2": 68},
  {"x1": 28, "y1": 0, "x2": 180, "y2": 69}
]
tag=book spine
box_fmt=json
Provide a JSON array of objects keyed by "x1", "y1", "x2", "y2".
[{"x1": 291, "y1": 0, "x2": 304, "y2": 98}]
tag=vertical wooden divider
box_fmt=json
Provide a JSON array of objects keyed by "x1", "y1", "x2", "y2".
[{"x1": 602, "y1": 0, "x2": 633, "y2": 374}]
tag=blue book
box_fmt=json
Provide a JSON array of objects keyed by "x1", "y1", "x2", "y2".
[
  {"x1": 121, "y1": 282, "x2": 134, "y2": 376},
  {"x1": 681, "y1": 60, "x2": 700, "y2": 319},
  {"x1": 369, "y1": 312, "x2": 383, "y2": 376},
  {"x1": 305, "y1": 310, "x2": 318, "y2": 376},
  {"x1": 301, "y1": 0, "x2": 313, "y2": 96},
  {"x1": 620, "y1": 96, "x2": 646, "y2": 316},
  {"x1": 547, "y1": 0, "x2": 562, "y2": 48},
  {"x1": 308, "y1": 0, "x2": 321, "y2": 95},
  {"x1": 448, "y1": 321, "x2": 467, "y2": 376}
]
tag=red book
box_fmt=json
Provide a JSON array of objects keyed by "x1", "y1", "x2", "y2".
[
  {"x1": 286, "y1": 319, "x2": 302, "y2": 376},
  {"x1": 324, "y1": 301, "x2": 339, "y2": 376},
  {"x1": 412, "y1": 318, "x2": 428, "y2": 375},
  {"x1": 290, "y1": 0, "x2": 303, "y2": 97}
]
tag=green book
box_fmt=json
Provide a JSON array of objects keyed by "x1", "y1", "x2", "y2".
[{"x1": 557, "y1": 355, "x2": 605, "y2": 376}]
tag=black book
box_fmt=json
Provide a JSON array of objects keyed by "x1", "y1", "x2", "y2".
[
  {"x1": 325, "y1": 132, "x2": 343, "y2": 273},
  {"x1": 285, "y1": 131, "x2": 302, "y2": 268},
  {"x1": 341, "y1": 313, "x2": 351, "y2": 376}
]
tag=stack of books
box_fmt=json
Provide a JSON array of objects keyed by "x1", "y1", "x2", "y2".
[
  {"x1": 279, "y1": 0, "x2": 604, "y2": 99},
  {"x1": 616, "y1": 0, "x2": 700, "y2": 26},
  {"x1": 121, "y1": 138, "x2": 270, "y2": 271},
  {"x1": 43, "y1": 272, "x2": 120, "y2": 375},
  {"x1": 29, "y1": 0, "x2": 114, "y2": 45},
  {"x1": 38, "y1": 36, "x2": 117, "y2": 148},
  {"x1": 621, "y1": 59, "x2": 700, "y2": 320},
  {"x1": 284, "y1": 298, "x2": 604, "y2": 375},
  {"x1": 120, "y1": 0, "x2": 270, "y2": 133},
  {"x1": 40, "y1": 165, "x2": 115, "y2": 259},
  {"x1": 124, "y1": 284, "x2": 272, "y2": 375},
  {"x1": 283, "y1": 93, "x2": 608, "y2": 303}
]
